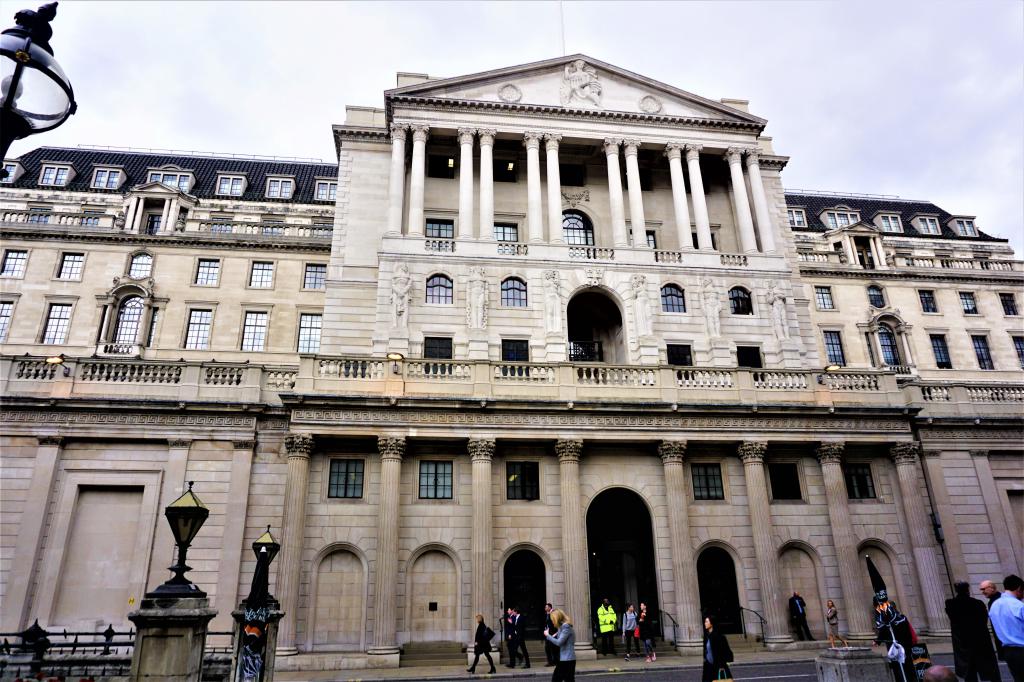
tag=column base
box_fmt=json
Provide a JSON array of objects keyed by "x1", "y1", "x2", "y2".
[
  {"x1": 275, "y1": 646, "x2": 298, "y2": 656},
  {"x1": 572, "y1": 642, "x2": 598, "y2": 660},
  {"x1": 366, "y1": 647, "x2": 401, "y2": 668},
  {"x1": 675, "y1": 638, "x2": 703, "y2": 655}
]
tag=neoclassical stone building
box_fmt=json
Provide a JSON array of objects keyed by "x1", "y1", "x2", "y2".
[{"x1": 1, "y1": 55, "x2": 1021, "y2": 670}]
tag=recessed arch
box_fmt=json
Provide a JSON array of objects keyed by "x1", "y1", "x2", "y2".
[
  {"x1": 308, "y1": 542, "x2": 369, "y2": 651},
  {"x1": 502, "y1": 547, "x2": 547, "y2": 637},
  {"x1": 561, "y1": 209, "x2": 595, "y2": 245},
  {"x1": 403, "y1": 542, "x2": 463, "y2": 643},
  {"x1": 695, "y1": 541, "x2": 745, "y2": 634},
  {"x1": 778, "y1": 540, "x2": 826, "y2": 639},
  {"x1": 567, "y1": 288, "x2": 625, "y2": 363},
  {"x1": 857, "y1": 539, "x2": 905, "y2": 610},
  {"x1": 728, "y1": 286, "x2": 753, "y2": 315}
]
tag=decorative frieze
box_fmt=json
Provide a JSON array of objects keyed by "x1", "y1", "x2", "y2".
[{"x1": 1, "y1": 411, "x2": 256, "y2": 428}]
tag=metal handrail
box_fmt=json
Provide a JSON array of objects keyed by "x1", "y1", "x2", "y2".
[
  {"x1": 660, "y1": 610, "x2": 679, "y2": 646},
  {"x1": 738, "y1": 606, "x2": 767, "y2": 643}
]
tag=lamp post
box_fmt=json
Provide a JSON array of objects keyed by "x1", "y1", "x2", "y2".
[
  {"x1": 148, "y1": 480, "x2": 210, "y2": 598},
  {"x1": 0, "y1": 2, "x2": 77, "y2": 177}
]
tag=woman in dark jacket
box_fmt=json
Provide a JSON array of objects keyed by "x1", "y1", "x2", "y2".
[
  {"x1": 467, "y1": 613, "x2": 496, "y2": 675},
  {"x1": 701, "y1": 616, "x2": 734, "y2": 682},
  {"x1": 637, "y1": 602, "x2": 656, "y2": 662}
]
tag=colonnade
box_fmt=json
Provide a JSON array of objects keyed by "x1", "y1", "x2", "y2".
[{"x1": 385, "y1": 123, "x2": 778, "y2": 254}]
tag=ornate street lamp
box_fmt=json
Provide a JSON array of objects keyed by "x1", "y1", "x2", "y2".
[
  {"x1": 148, "y1": 481, "x2": 209, "y2": 598},
  {"x1": 0, "y1": 2, "x2": 77, "y2": 177},
  {"x1": 252, "y1": 525, "x2": 280, "y2": 567}
]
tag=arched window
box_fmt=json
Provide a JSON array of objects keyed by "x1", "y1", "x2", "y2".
[
  {"x1": 500, "y1": 277, "x2": 527, "y2": 307},
  {"x1": 867, "y1": 285, "x2": 885, "y2": 308},
  {"x1": 113, "y1": 296, "x2": 144, "y2": 344},
  {"x1": 425, "y1": 274, "x2": 453, "y2": 305},
  {"x1": 729, "y1": 287, "x2": 753, "y2": 315},
  {"x1": 562, "y1": 210, "x2": 594, "y2": 246},
  {"x1": 128, "y1": 253, "x2": 152, "y2": 278},
  {"x1": 878, "y1": 324, "x2": 901, "y2": 366},
  {"x1": 660, "y1": 284, "x2": 686, "y2": 313}
]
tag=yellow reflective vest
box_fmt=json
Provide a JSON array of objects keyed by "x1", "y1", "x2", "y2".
[{"x1": 597, "y1": 605, "x2": 617, "y2": 633}]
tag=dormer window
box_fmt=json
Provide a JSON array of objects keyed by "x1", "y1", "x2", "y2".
[
  {"x1": 879, "y1": 215, "x2": 902, "y2": 233},
  {"x1": 918, "y1": 217, "x2": 941, "y2": 235},
  {"x1": 1, "y1": 162, "x2": 18, "y2": 183},
  {"x1": 315, "y1": 180, "x2": 337, "y2": 201},
  {"x1": 825, "y1": 211, "x2": 859, "y2": 229},
  {"x1": 147, "y1": 172, "x2": 191, "y2": 192},
  {"x1": 787, "y1": 209, "x2": 806, "y2": 227},
  {"x1": 92, "y1": 168, "x2": 122, "y2": 190},
  {"x1": 954, "y1": 219, "x2": 977, "y2": 237},
  {"x1": 217, "y1": 174, "x2": 245, "y2": 196},
  {"x1": 40, "y1": 164, "x2": 72, "y2": 186},
  {"x1": 265, "y1": 177, "x2": 294, "y2": 199}
]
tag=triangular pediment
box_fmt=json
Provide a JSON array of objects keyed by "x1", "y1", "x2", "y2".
[
  {"x1": 387, "y1": 54, "x2": 764, "y2": 125},
  {"x1": 823, "y1": 221, "x2": 881, "y2": 237}
]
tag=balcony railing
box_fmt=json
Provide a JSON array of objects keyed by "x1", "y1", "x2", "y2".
[
  {"x1": 568, "y1": 341, "x2": 603, "y2": 363},
  {"x1": 798, "y1": 250, "x2": 1023, "y2": 272},
  {"x1": 0, "y1": 209, "x2": 116, "y2": 228},
  {"x1": 195, "y1": 221, "x2": 332, "y2": 239},
  {"x1": 568, "y1": 246, "x2": 614, "y2": 261}
]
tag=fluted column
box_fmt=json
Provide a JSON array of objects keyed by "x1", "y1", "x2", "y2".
[
  {"x1": 659, "y1": 441, "x2": 701, "y2": 650},
  {"x1": 277, "y1": 433, "x2": 313, "y2": 654},
  {"x1": 816, "y1": 442, "x2": 874, "y2": 639},
  {"x1": 469, "y1": 439, "x2": 495, "y2": 635},
  {"x1": 386, "y1": 124, "x2": 408, "y2": 235},
  {"x1": 726, "y1": 147, "x2": 758, "y2": 253},
  {"x1": 604, "y1": 138, "x2": 628, "y2": 247},
  {"x1": 623, "y1": 139, "x2": 647, "y2": 247},
  {"x1": 371, "y1": 435, "x2": 406, "y2": 653},
  {"x1": 524, "y1": 132, "x2": 544, "y2": 242},
  {"x1": 890, "y1": 442, "x2": 949, "y2": 635},
  {"x1": 744, "y1": 151, "x2": 776, "y2": 253},
  {"x1": 457, "y1": 128, "x2": 475, "y2": 239},
  {"x1": 407, "y1": 125, "x2": 429, "y2": 237},
  {"x1": 685, "y1": 144, "x2": 713, "y2": 250},
  {"x1": 739, "y1": 441, "x2": 791, "y2": 644},
  {"x1": 545, "y1": 134, "x2": 564, "y2": 244},
  {"x1": 478, "y1": 129, "x2": 496, "y2": 240},
  {"x1": 556, "y1": 439, "x2": 593, "y2": 650},
  {"x1": 665, "y1": 143, "x2": 693, "y2": 250}
]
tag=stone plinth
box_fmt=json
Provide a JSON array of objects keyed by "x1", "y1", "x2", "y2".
[
  {"x1": 128, "y1": 596, "x2": 217, "y2": 682},
  {"x1": 815, "y1": 647, "x2": 894, "y2": 682}
]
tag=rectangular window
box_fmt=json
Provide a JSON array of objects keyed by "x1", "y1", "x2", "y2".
[
  {"x1": 1, "y1": 250, "x2": 28, "y2": 277},
  {"x1": 971, "y1": 335, "x2": 994, "y2": 370},
  {"x1": 217, "y1": 176, "x2": 244, "y2": 196},
  {"x1": 57, "y1": 253, "x2": 84, "y2": 280},
  {"x1": 303, "y1": 263, "x2": 326, "y2": 289},
  {"x1": 249, "y1": 261, "x2": 274, "y2": 288},
  {"x1": 40, "y1": 165, "x2": 70, "y2": 186},
  {"x1": 297, "y1": 313, "x2": 322, "y2": 353},
  {"x1": 879, "y1": 215, "x2": 902, "y2": 232},
  {"x1": 0, "y1": 301, "x2": 12, "y2": 340},
  {"x1": 825, "y1": 211, "x2": 859, "y2": 228},
  {"x1": 844, "y1": 464, "x2": 876, "y2": 500},
  {"x1": 666, "y1": 343, "x2": 693, "y2": 366},
  {"x1": 501, "y1": 339, "x2": 529, "y2": 362},
  {"x1": 145, "y1": 213, "x2": 162, "y2": 234},
  {"x1": 769, "y1": 463, "x2": 802, "y2": 501},
  {"x1": 919, "y1": 217, "x2": 941, "y2": 235},
  {"x1": 960, "y1": 292, "x2": 978, "y2": 315},
  {"x1": 81, "y1": 209, "x2": 102, "y2": 227},
  {"x1": 241, "y1": 311, "x2": 269, "y2": 351},
  {"x1": 494, "y1": 222, "x2": 519, "y2": 242},
  {"x1": 955, "y1": 219, "x2": 977, "y2": 237},
  {"x1": 423, "y1": 336, "x2": 453, "y2": 359},
  {"x1": 315, "y1": 181, "x2": 337, "y2": 201},
  {"x1": 93, "y1": 169, "x2": 121, "y2": 189},
  {"x1": 918, "y1": 290, "x2": 938, "y2": 313},
  {"x1": 559, "y1": 163, "x2": 585, "y2": 187},
  {"x1": 425, "y1": 219, "x2": 454, "y2": 239},
  {"x1": 1000, "y1": 293, "x2": 1019, "y2": 316},
  {"x1": 507, "y1": 461, "x2": 540, "y2": 501},
  {"x1": 419, "y1": 461, "x2": 453, "y2": 499},
  {"x1": 494, "y1": 159, "x2": 517, "y2": 183},
  {"x1": 930, "y1": 334, "x2": 952, "y2": 369},
  {"x1": 194, "y1": 259, "x2": 220, "y2": 286},
  {"x1": 42, "y1": 303, "x2": 72, "y2": 344},
  {"x1": 736, "y1": 345, "x2": 763, "y2": 369},
  {"x1": 691, "y1": 463, "x2": 725, "y2": 501},
  {"x1": 266, "y1": 178, "x2": 294, "y2": 199},
  {"x1": 27, "y1": 207, "x2": 50, "y2": 224},
  {"x1": 328, "y1": 459, "x2": 364, "y2": 499},
  {"x1": 822, "y1": 331, "x2": 846, "y2": 367},
  {"x1": 310, "y1": 222, "x2": 333, "y2": 238},
  {"x1": 184, "y1": 309, "x2": 213, "y2": 349},
  {"x1": 646, "y1": 231, "x2": 657, "y2": 249},
  {"x1": 427, "y1": 155, "x2": 456, "y2": 179},
  {"x1": 1, "y1": 163, "x2": 16, "y2": 182},
  {"x1": 787, "y1": 209, "x2": 806, "y2": 227},
  {"x1": 814, "y1": 286, "x2": 835, "y2": 310},
  {"x1": 1013, "y1": 336, "x2": 1024, "y2": 369},
  {"x1": 145, "y1": 308, "x2": 159, "y2": 347}
]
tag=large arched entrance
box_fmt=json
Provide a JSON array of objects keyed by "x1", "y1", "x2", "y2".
[
  {"x1": 567, "y1": 290, "x2": 625, "y2": 363},
  {"x1": 586, "y1": 488, "x2": 659, "y2": 631},
  {"x1": 503, "y1": 549, "x2": 546, "y2": 637},
  {"x1": 697, "y1": 546, "x2": 742, "y2": 634}
]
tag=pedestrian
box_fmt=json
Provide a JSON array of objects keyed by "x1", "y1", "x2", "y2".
[
  {"x1": 467, "y1": 613, "x2": 497, "y2": 675},
  {"x1": 922, "y1": 665, "x2": 958, "y2": 682},
  {"x1": 945, "y1": 581, "x2": 1001, "y2": 682},
  {"x1": 701, "y1": 615, "x2": 734, "y2": 682},
  {"x1": 789, "y1": 591, "x2": 814, "y2": 641},
  {"x1": 825, "y1": 599, "x2": 848, "y2": 648},
  {"x1": 867, "y1": 556, "x2": 916, "y2": 682},
  {"x1": 544, "y1": 608, "x2": 576, "y2": 682},
  {"x1": 597, "y1": 598, "x2": 617, "y2": 656},
  {"x1": 502, "y1": 607, "x2": 514, "y2": 666},
  {"x1": 506, "y1": 606, "x2": 530, "y2": 669},
  {"x1": 988, "y1": 574, "x2": 1024, "y2": 682},
  {"x1": 638, "y1": 601, "x2": 656, "y2": 662},
  {"x1": 543, "y1": 602, "x2": 558, "y2": 667},
  {"x1": 983, "y1": 579, "x2": 1006, "y2": 661},
  {"x1": 621, "y1": 603, "x2": 639, "y2": 662}
]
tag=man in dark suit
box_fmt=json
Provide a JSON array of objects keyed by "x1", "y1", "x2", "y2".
[
  {"x1": 947, "y1": 581, "x2": 1002, "y2": 682},
  {"x1": 543, "y1": 602, "x2": 557, "y2": 666},
  {"x1": 507, "y1": 606, "x2": 530, "y2": 668},
  {"x1": 789, "y1": 591, "x2": 814, "y2": 641}
]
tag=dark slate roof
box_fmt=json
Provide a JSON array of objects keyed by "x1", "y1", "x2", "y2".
[
  {"x1": 784, "y1": 192, "x2": 1006, "y2": 243},
  {"x1": 6, "y1": 147, "x2": 338, "y2": 204}
]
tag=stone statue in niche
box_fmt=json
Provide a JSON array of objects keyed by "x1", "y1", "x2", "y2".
[
  {"x1": 766, "y1": 281, "x2": 790, "y2": 340},
  {"x1": 467, "y1": 267, "x2": 488, "y2": 330},
  {"x1": 114, "y1": 211, "x2": 126, "y2": 230},
  {"x1": 560, "y1": 59, "x2": 602, "y2": 108},
  {"x1": 702, "y1": 279, "x2": 722, "y2": 339},
  {"x1": 390, "y1": 263, "x2": 412, "y2": 329},
  {"x1": 543, "y1": 270, "x2": 563, "y2": 335},
  {"x1": 631, "y1": 274, "x2": 652, "y2": 337}
]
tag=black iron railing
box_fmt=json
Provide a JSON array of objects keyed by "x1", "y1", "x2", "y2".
[{"x1": 568, "y1": 341, "x2": 603, "y2": 363}]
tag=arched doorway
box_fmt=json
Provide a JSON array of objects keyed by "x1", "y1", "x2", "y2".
[
  {"x1": 779, "y1": 545, "x2": 823, "y2": 639},
  {"x1": 503, "y1": 549, "x2": 546, "y2": 637},
  {"x1": 586, "y1": 488, "x2": 659, "y2": 631},
  {"x1": 408, "y1": 549, "x2": 458, "y2": 642},
  {"x1": 567, "y1": 290, "x2": 625, "y2": 363},
  {"x1": 697, "y1": 546, "x2": 742, "y2": 634}
]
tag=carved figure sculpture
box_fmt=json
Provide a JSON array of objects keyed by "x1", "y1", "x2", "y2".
[
  {"x1": 543, "y1": 270, "x2": 562, "y2": 335},
  {"x1": 390, "y1": 263, "x2": 412, "y2": 329},
  {"x1": 766, "y1": 281, "x2": 790, "y2": 340},
  {"x1": 560, "y1": 59, "x2": 602, "y2": 107},
  {"x1": 467, "y1": 267, "x2": 488, "y2": 329},
  {"x1": 631, "y1": 274, "x2": 652, "y2": 337},
  {"x1": 702, "y1": 279, "x2": 722, "y2": 338}
]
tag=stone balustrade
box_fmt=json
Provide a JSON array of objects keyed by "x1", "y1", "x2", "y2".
[
  {"x1": 908, "y1": 381, "x2": 1024, "y2": 417},
  {"x1": 568, "y1": 246, "x2": 615, "y2": 261},
  {"x1": 195, "y1": 221, "x2": 332, "y2": 239},
  {"x1": 798, "y1": 249, "x2": 1023, "y2": 273},
  {"x1": 424, "y1": 238, "x2": 456, "y2": 253},
  {"x1": 0, "y1": 209, "x2": 117, "y2": 228}
]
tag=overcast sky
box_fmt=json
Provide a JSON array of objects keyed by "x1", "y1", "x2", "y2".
[{"x1": 17, "y1": 1, "x2": 1024, "y2": 251}]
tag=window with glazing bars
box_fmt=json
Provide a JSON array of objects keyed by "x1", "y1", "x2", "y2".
[
  {"x1": 114, "y1": 297, "x2": 144, "y2": 344},
  {"x1": 93, "y1": 169, "x2": 121, "y2": 189},
  {"x1": 930, "y1": 334, "x2": 952, "y2": 369},
  {"x1": 494, "y1": 222, "x2": 519, "y2": 242},
  {"x1": 423, "y1": 336, "x2": 453, "y2": 359},
  {"x1": 27, "y1": 208, "x2": 49, "y2": 224},
  {"x1": 814, "y1": 286, "x2": 834, "y2": 310},
  {"x1": 646, "y1": 231, "x2": 657, "y2": 249},
  {"x1": 1013, "y1": 336, "x2": 1024, "y2": 369},
  {"x1": 661, "y1": 285, "x2": 686, "y2": 313},
  {"x1": 844, "y1": 464, "x2": 876, "y2": 499},
  {"x1": 0, "y1": 301, "x2": 12, "y2": 341},
  {"x1": 501, "y1": 339, "x2": 529, "y2": 362},
  {"x1": 666, "y1": 344, "x2": 693, "y2": 366},
  {"x1": 304, "y1": 263, "x2": 326, "y2": 289},
  {"x1": 823, "y1": 331, "x2": 846, "y2": 367},
  {"x1": 507, "y1": 461, "x2": 539, "y2": 501},
  {"x1": 184, "y1": 310, "x2": 212, "y2": 349},
  {"x1": 241, "y1": 312, "x2": 268, "y2": 351},
  {"x1": 971, "y1": 335, "x2": 994, "y2": 370},
  {"x1": 297, "y1": 313, "x2": 322, "y2": 353},
  {"x1": 146, "y1": 308, "x2": 159, "y2": 347},
  {"x1": 328, "y1": 459, "x2": 364, "y2": 498},
  {"x1": 129, "y1": 253, "x2": 153, "y2": 278},
  {"x1": 425, "y1": 275, "x2": 453, "y2": 304},
  {"x1": 867, "y1": 286, "x2": 885, "y2": 308},
  {"x1": 769, "y1": 463, "x2": 802, "y2": 500},
  {"x1": 218, "y1": 176, "x2": 244, "y2": 196},
  {"x1": 195, "y1": 259, "x2": 220, "y2": 285},
  {"x1": 691, "y1": 463, "x2": 724, "y2": 500},
  {"x1": 419, "y1": 461, "x2": 453, "y2": 499},
  {"x1": 918, "y1": 290, "x2": 938, "y2": 313},
  {"x1": 266, "y1": 178, "x2": 293, "y2": 198},
  {"x1": 249, "y1": 262, "x2": 274, "y2": 288},
  {"x1": 40, "y1": 166, "x2": 69, "y2": 185},
  {"x1": 1, "y1": 250, "x2": 27, "y2": 277},
  {"x1": 1000, "y1": 293, "x2": 1019, "y2": 316},
  {"x1": 878, "y1": 326, "x2": 901, "y2": 366},
  {"x1": 562, "y1": 211, "x2": 594, "y2": 245},
  {"x1": 787, "y1": 209, "x2": 805, "y2": 227},
  {"x1": 501, "y1": 278, "x2": 527, "y2": 307},
  {"x1": 42, "y1": 303, "x2": 72, "y2": 344},
  {"x1": 316, "y1": 181, "x2": 337, "y2": 201},
  {"x1": 729, "y1": 288, "x2": 753, "y2": 315},
  {"x1": 960, "y1": 292, "x2": 978, "y2": 314},
  {"x1": 425, "y1": 219, "x2": 454, "y2": 239},
  {"x1": 145, "y1": 214, "x2": 161, "y2": 234},
  {"x1": 57, "y1": 253, "x2": 83, "y2": 279}
]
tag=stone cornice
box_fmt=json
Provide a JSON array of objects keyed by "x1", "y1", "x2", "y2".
[
  {"x1": 798, "y1": 264, "x2": 1024, "y2": 286},
  {"x1": 2, "y1": 410, "x2": 257, "y2": 428},
  {"x1": 0, "y1": 226, "x2": 331, "y2": 253},
  {"x1": 332, "y1": 125, "x2": 390, "y2": 146}
]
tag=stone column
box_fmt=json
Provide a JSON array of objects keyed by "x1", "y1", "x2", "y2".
[
  {"x1": 744, "y1": 151, "x2": 776, "y2": 253},
  {"x1": 604, "y1": 138, "x2": 628, "y2": 247},
  {"x1": 457, "y1": 128, "x2": 475, "y2": 239},
  {"x1": 890, "y1": 442, "x2": 949, "y2": 635},
  {"x1": 816, "y1": 442, "x2": 875, "y2": 639},
  {"x1": 665, "y1": 143, "x2": 693, "y2": 250},
  {"x1": 738, "y1": 441, "x2": 791, "y2": 644},
  {"x1": 726, "y1": 147, "x2": 758, "y2": 253},
  {"x1": 370, "y1": 436, "x2": 405, "y2": 658},
  {"x1": 469, "y1": 439, "x2": 495, "y2": 635},
  {"x1": 276, "y1": 433, "x2": 313, "y2": 654},
  {"x1": 556, "y1": 439, "x2": 594, "y2": 653},
  {"x1": 524, "y1": 132, "x2": 544, "y2": 242},
  {"x1": 478, "y1": 129, "x2": 496, "y2": 240},
  {"x1": 386, "y1": 124, "x2": 408, "y2": 235},
  {"x1": 685, "y1": 144, "x2": 713, "y2": 250},
  {"x1": 970, "y1": 450, "x2": 1020, "y2": 574},
  {"x1": 658, "y1": 441, "x2": 702, "y2": 651},
  {"x1": 623, "y1": 139, "x2": 647, "y2": 247},
  {"x1": 545, "y1": 134, "x2": 564, "y2": 244},
  {"x1": 158, "y1": 198, "x2": 172, "y2": 233},
  {"x1": 407, "y1": 125, "x2": 429, "y2": 237},
  {"x1": 211, "y1": 440, "x2": 256, "y2": 631},
  {"x1": 921, "y1": 450, "x2": 968, "y2": 584}
]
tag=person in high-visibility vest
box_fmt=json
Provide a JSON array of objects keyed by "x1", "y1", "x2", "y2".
[{"x1": 597, "y1": 598, "x2": 618, "y2": 656}]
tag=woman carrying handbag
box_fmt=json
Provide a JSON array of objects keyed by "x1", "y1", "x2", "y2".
[
  {"x1": 467, "y1": 613, "x2": 497, "y2": 675},
  {"x1": 701, "y1": 615, "x2": 734, "y2": 682}
]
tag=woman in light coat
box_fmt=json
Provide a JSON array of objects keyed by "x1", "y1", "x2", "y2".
[{"x1": 544, "y1": 608, "x2": 576, "y2": 682}]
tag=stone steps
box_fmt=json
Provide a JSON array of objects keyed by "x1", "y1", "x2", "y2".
[{"x1": 400, "y1": 641, "x2": 466, "y2": 668}]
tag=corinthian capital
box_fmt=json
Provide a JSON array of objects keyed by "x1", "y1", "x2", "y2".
[
  {"x1": 658, "y1": 440, "x2": 687, "y2": 465},
  {"x1": 458, "y1": 128, "x2": 476, "y2": 146},
  {"x1": 684, "y1": 143, "x2": 703, "y2": 161},
  {"x1": 890, "y1": 442, "x2": 920, "y2": 466},
  {"x1": 815, "y1": 441, "x2": 844, "y2": 465},
  {"x1": 555, "y1": 439, "x2": 583, "y2": 463},
  {"x1": 744, "y1": 149, "x2": 761, "y2": 167},
  {"x1": 664, "y1": 142, "x2": 684, "y2": 160},
  {"x1": 389, "y1": 123, "x2": 408, "y2": 142},
  {"x1": 37, "y1": 435, "x2": 64, "y2": 447},
  {"x1": 622, "y1": 138, "x2": 641, "y2": 156},
  {"x1": 468, "y1": 438, "x2": 496, "y2": 462},
  {"x1": 603, "y1": 138, "x2": 623, "y2": 155},
  {"x1": 477, "y1": 129, "x2": 497, "y2": 146},
  {"x1": 523, "y1": 131, "x2": 543, "y2": 149},
  {"x1": 544, "y1": 133, "x2": 562, "y2": 152},
  {"x1": 410, "y1": 125, "x2": 430, "y2": 143},
  {"x1": 378, "y1": 435, "x2": 406, "y2": 462},
  {"x1": 725, "y1": 147, "x2": 746, "y2": 164},
  {"x1": 285, "y1": 433, "x2": 313, "y2": 458},
  {"x1": 737, "y1": 441, "x2": 767, "y2": 463}
]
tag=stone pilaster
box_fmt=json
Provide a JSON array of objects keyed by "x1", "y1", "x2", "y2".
[
  {"x1": 658, "y1": 440, "x2": 701, "y2": 651},
  {"x1": 407, "y1": 126, "x2": 429, "y2": 237},
  {"x1": 725, "y1": 147, "x2": 758, "y2": 253},
  {"x1": 370, "y1": 436, "x2": 405, "y2": 656},
  {"x1": 544, "y1": 134, "x2": 563, "y2": 244},
  {"x1": 276, "y1": 433, "x2": 313, "y2": 654},
  {"x1": 211, "y1": 439, "x2": 256, "y2": 630},
  {"x1": 970, "y1": 449, "x2": 1020, "y2": 574},
  {"x1": 555, "y1": 439, "x2": 593, "y2": 653},
  {"x1": 386, "y1": 124, "x2": 407, "y2": 235},
  {"x1": 457, "y1": 128, "x2": 475, "y2": 239},
  {"x1": 738, "y1": 441, "x2": 791, "y2": 644},
  {"x1": 478, "y1": 129, "x2": 496, "y2": 240},
  {"x1": 604, "y1": 138, "x2": 628, "y2": 247},
  {"x1": 468, "y1": 439, "x2": 495, "y2": 637},
  {"x1": 623, "y1": 139, "x2": 647, "y2": 247},
  {"x1": 744, "y1": 151, "x2": 776, "y2": 253},
  {"x1": 665, "y1": 143, "x2": 692, "y2": 251},
  {"x1": 524, "y1": 132, "x2": 544, "y2": 242},
  {"x1": 685, "y1": 144, "x2": 713, "y2": 250}
]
